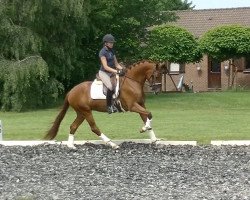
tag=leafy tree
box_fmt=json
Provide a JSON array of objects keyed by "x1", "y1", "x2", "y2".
[
  {"x1": 199, "y1": 25, "x2": 250, "y2": 61},
  {"x1": 0, "y1": 56, "x2": 63, "y2": 111},
  {"x1": 0, "y1": 0, "x2": 193, "y2": 111},
  {"x1": 143, "y1": 25, "x2": 202, "y2": 63},
  {"x1": 31, "y1": 0, "x2": 95, "y2": 87},
  {"x1": 0, "y1": 0, "x2": 65, "y2": 111},
  {"x1": 157, "y1": 0, "x2": 194, "y2": 11},
  {"x1": 96, "y1": 0, "x2": 193, "y2": 63}
]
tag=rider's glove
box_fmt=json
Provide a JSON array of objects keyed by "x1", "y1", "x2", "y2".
[{"x1": 117, "y1": 69, "x2": 125, "y2": 76}]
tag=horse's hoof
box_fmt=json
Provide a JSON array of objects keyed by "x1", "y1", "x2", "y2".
[
  {"x1": 140, "y1": 126, "x2": 152, "y2": 133},
  {"x1": 140, "y1": 127, "x2": 147, "y2": 133},
  {"x1": 151, "y1": 138, "x2": 161, "y2": 144},
  {"x1": 67, "y1": 144, "x2": 76, "y2": 149},
  {"x1": 107, "y1": 141, "x2": 119, "y2": 149},
  {"x1": 140, "y1": 129, "x2": 145, "y2": 133},
  {"x1": 112, "y1": 145, "x2": 120, "y2": 149}
]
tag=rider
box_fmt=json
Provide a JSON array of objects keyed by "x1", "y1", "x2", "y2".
[{"x1": 99, "y1": 34, "x2": 123, "y2": 114}]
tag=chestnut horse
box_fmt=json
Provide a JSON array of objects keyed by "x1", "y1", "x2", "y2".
[{"x1": 44, "y1": 60, "x2": 162, "y2": 149}]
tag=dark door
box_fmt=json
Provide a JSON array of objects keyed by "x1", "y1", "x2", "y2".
[{"x1": 208, "y1": 57, "x2": 221, "y2": 88}]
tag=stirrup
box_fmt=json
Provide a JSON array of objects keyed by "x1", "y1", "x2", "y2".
[
  {"x1": 107, "y1": 105, "x2": 118, "y2": 114},
  {"x1": 112, "y1": 105, "x2": 118, "y2": 113},
  {"x1": 107, "y1": 106, "x2": 113, "y2": 114}
]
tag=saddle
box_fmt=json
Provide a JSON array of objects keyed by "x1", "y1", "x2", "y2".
[{"x1": 90, "y1": 74, "x2": 120, "y2": 100}]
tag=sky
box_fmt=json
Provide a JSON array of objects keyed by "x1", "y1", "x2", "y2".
[{"x1": 190, "y1": 0, "x2": 250, "y2": 9}]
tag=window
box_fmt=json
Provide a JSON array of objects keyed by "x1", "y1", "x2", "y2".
[
  {"x1": 169, "y1": 63, "x2": 185, "y2": 74},
  {"x1": 170, "y1": 63, "x2": 179, "y2": 72}
]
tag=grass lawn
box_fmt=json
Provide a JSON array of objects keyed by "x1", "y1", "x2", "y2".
[{"x1": 1, "y1": 91, "x2": 250, "y2": 144}]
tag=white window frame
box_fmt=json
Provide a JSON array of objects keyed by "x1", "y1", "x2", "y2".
[{"x1": 169, "y1": 63, "x2": 180, "y2": 74}]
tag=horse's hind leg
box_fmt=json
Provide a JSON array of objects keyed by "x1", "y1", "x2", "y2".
[
  {"x1": 67, "y1": 112, "x2": 85, "y2": 148},
  {"x1": 84, "y1": 111, "x2": 119, "y2": 149}
]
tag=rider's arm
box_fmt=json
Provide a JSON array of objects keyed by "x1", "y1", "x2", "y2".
[
  {"x1": 100, "y1": 56, "x2": 117, "y2": 73},
  {"x1": 114, "y1": 55, "x2": 123, "y2": 70}
]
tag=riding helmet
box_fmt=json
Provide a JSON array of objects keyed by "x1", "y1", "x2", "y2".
[{"x1": 103, "y1": 34, "x2": 116, "y2": 43}]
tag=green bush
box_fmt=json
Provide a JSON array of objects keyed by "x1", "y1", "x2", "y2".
[
  {"x1": 199, "y1": 25, "x2": 250, "y2": 61},
  {"x1": 143, "y1": 25, "x2": 202, "y2": 63}
]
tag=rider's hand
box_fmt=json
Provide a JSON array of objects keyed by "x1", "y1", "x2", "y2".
[{"x1": 117, "y1": 69, "x2": 125, "y2": 76}]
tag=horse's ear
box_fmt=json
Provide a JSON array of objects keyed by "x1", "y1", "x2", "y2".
[{"x1": 157, "y1": 62, "x2": 166, "y2": 71}]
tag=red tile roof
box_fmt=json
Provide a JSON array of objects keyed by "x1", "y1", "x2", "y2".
[{"x1": 171, "y1": 7, "x2": 250, "y2": 37}]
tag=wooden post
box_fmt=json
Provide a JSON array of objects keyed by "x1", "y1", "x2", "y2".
[
  {"x1": 163, "y1": 72, "x2": 166, "y2": 92},
  {"x1": 162, "y1": 61, "x2": 178, "y2": 92},
  {"x1": 166, "y1": 68, "x2": 178, "y2": 91}
]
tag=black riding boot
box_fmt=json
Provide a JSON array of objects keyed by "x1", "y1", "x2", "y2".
[
  {"x1": 106, "y1": 89, "x2": 115, "y2": 114},
  {"x1": 106, "y1": 90, "x2": 118, "y2": 114}
]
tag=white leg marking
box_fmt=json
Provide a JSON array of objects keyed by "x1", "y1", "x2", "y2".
[
  {"x1": 99, "y1": 133, "x2": 110, "y2": 142},
  {"x1": 99, "y1": 133, "x2": 119, "y2": 149},
  {"x1": 67, "y1": 134, "x2": 76, "y2": 149},
  {"x1": 148, "y1": 129, "x2": 158, "y2": 142},
  {"x1": 141, "y1": 118, "x2": 152, "y2": 132},
  {"x1": 145, "y1": 118, "x2": 151, "y2": 129}
]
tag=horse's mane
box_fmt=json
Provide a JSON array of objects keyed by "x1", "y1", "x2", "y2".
[{"x1": 126, "y1": 60, "x2": 156, "y2": 69}]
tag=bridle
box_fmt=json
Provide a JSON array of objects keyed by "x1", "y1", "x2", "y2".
[
  {"x1": 120, "y1": 64, "x2": 162, "y2": 92},
  {"x1": 147, "y1": 68, "x2": 162, "y2": 93},
  {"x1": 148, "y1": 69, "x2": 158, "y2": 87}
]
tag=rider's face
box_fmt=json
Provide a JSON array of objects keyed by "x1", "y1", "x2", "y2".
[{"x1": 106, "y1": 42, "x2": 114, "y2": 48}]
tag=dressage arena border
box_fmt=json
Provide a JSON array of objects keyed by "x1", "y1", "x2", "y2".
[
  {"x1": 0, "y1": 139, "x2": 198, "y2": 146},
  {"x1": 211, "y1": 140, "x2": 250, "y2": 146},
  {"x1": 0, "y1": 139, "x2": 250, "y2": 146}
]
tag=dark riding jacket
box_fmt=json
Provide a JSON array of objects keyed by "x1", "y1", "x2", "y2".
[{"x1": 99, "y1": 46, "x2": 116, "y2": 75}]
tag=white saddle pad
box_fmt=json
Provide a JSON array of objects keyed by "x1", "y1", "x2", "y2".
[{"x1": 90, "y1": 78, "x2": 119, "y2": 100}]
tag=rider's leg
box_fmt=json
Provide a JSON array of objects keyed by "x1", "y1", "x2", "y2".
[
  {"x1": 106, "y1": 89, "x2": 118, "y2": 114},
  {"x1": 106, "y1": 89, "x2": 114, "y2": 114},
  {"x1": 110, "y1": 76, "x2": 118, "y2": 112},
  {"x1": 99, "y1": 71, "x2": 117, "y2": 114}
]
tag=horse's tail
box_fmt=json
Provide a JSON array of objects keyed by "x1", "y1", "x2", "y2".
[{"x1": 44, "y1": 94, "x2": 70, "y2": 140}]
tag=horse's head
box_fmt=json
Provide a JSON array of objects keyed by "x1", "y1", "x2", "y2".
[
  {"x1": 124, "y1": 60, "x2": 163, "y2": 93},
  {"x1": 146, "y1": 62, "x2": 163, "y2": 94}
]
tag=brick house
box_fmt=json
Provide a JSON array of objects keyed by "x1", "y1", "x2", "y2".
[{"x1": 162, "y1": 7, "x2": 250, "y2": 92}]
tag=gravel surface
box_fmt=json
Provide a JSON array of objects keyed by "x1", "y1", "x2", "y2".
[{"x1": 0, "y1": 143, "x2": 249, "y2": 200}]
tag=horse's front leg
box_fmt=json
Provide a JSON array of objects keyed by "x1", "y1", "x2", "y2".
[
  {"x1": 139, "y1": 113, "x2": 158, "y2": 142},
  {"x1": 130, "y1": 103, "x2": 158, "y2": 142}
]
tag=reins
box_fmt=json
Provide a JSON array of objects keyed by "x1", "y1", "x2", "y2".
[{"x1": 122, "y1": 72, "x2": 157, "y2": 88}]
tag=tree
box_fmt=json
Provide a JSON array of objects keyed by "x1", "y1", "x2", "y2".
[
  {"x1": 143, "y1": 25, "x2": 201, "y2": 63},
  {"x1": 157, "y1": 0, "x2": 194, "y2": 11},
  {"x1": 0, "y1": 56, "x2": 64, "y2": 111},
  {"x1": 96, "y1": 0, "x2": 193, "y2": 63},
  {"x1": 0, "y1": 0, "x2": 193, "y2": 111},
  {"x1": 199, "y1": 25, "x2": 250, "y2": 61},
  {"x1": 0, "y1": 0, "x2": 65, "y2": 111}
]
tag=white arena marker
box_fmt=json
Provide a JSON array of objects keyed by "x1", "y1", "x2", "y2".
[
  {"x1": 0, "y1": 120, "x2": 3, "y2": 141},
  {"x1": 211, "y1": 140, "x2": 250, "y2": 146}
]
